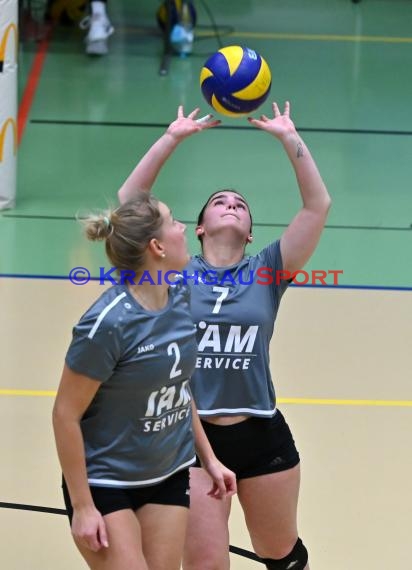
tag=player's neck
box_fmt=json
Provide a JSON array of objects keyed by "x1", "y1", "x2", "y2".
[
  {"x1": 128, "y1": 282, "x2": 169, "y2": 311},
  {"x1": 201, "y1": 240, "x2": 246, "y2": 268}
]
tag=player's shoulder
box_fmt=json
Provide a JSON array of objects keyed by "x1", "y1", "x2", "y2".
[
  {"x1": 253, "y1": 239, "x2": 282, "y2": 266},
  {"x1": 76, "y1": 285, "x2": 133, "y2": 334}
]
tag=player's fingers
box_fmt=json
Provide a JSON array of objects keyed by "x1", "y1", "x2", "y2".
[
  {"x1": 247, "y1": 117, "x2": 263, "y2": 127},
  {"x1": 188, "y1": 108, "x2": 201, "y2": 120},
  {"x1": 197, "y1": 116, "x2": 221, "y2": 130},
  {"x1": 225, "y1": 476, "x2": 237, "y2": 496},
  {"x1": 203, "y1": 119, "x2": 221, "y2": 129},
  {"x1": 98, "y1": 520, "x2": 109, "y2": 549},
  {"x1": 207, "y1": 482, "x2": 219, "y2": 498},
  {"x1": 272, "y1": 102, "x2": 281, "y2": 117},
  {"x1": 81, "y1": 532, "x2": 101, "y2": 553},
  {"x1": 195, "y1": 114, "x2": 213, "y2": 125},
  {"x1": 216, "y1": 477, "x2": 227, "y2": 497}
]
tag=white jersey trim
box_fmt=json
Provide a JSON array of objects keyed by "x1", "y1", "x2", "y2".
[
  {"x1": 198, "y1": 407, "x2": 277, "y2": 416},
  {"x1": 87, "y1": 456, "x2": 196, "y2": 487},
  {"x1": 88, "y1": 292, "x2": 127, "y2": 340}
]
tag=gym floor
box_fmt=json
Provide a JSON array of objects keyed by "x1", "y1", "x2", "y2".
[{"x1": 1, "y1": 1, "x2": 411, "y2": 568}]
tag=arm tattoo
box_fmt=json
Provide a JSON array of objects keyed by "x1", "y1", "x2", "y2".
[{"x1": 296, "y1": 140, "x2": 304, "y2": 158}]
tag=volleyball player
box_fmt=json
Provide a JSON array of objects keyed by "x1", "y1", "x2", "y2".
[
  {"x1": 53, "y1": 193, "x2": 236, "y2": 570},
  {"x1": 117, "y1": 103, "x2": 331, "y2": 570}
]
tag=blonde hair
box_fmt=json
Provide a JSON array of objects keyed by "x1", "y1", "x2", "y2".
[{"x1": 82, "y1": 193, "x2": 163, "y2": 272}]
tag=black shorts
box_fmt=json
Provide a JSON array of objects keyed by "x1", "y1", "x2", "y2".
[
  {"x1": 62, "y1": 468, "x2": 190, "y2": 523},
  {"x1": 197, "y1": 409, "x2": 300, "y2": 479}
]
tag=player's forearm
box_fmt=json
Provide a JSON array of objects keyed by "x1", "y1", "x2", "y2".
[
  {"x1": 52, "y1": 416, "x2": 94, "y2": 509},
  {"x1": 118, "y1": 133, "x2": 180, "y2": 204},
  {"x1": 191, "y1": 401, "x2": 217, "y2": 467},
  {"x1": 281, "y1": 132, "x2": 331, "y2": 213}
]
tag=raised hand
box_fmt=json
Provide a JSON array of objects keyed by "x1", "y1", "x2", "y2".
[
  {"x1": 248, "y1": 101, "x2": 297, "y2": 140},
  {"x1": 166, "y1": 105, "x2": 221, "y2": 142}
]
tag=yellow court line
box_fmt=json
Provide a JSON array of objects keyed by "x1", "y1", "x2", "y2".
[
  {"x1": 1, "y1": 390, "x2": 412, "y2": 407},
  {"x1": 197, "y1": 30, "x2": 412, "y2": 44},
  {"x1": 0, "y1": 389, "x2": 57, "y2": 397},
  {"x1": 128, "y1": 25, "x2": 412, "y2": 44}
]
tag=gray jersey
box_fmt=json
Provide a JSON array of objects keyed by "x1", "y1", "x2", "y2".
[
  {"x1": 65, "y1": 282, "x2": 197, "y2": 488},
  {"x1": 185, "y1": 240, "x2": 288, "y2": 417}
]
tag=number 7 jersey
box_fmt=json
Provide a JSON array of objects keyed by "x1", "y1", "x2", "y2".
[{"x1": 185, "y1": 240, "x2": 289, "y2": 418}]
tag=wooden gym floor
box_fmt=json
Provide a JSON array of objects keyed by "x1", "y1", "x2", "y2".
[{"x1": 1, "y1": 1, "x2": 411, "y2": 568}]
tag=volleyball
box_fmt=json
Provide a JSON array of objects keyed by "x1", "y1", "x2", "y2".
[{"x1": 200, "y1": 46, "x2": 272, "y2": 117}]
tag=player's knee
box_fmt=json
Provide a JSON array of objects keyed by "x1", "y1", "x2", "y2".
[
  {"x1": 183, "y1": 549, "x2": 230, "y2": 570},
  {"x1": 261, "y1": 538, "x2": 308, "y2": 570}
]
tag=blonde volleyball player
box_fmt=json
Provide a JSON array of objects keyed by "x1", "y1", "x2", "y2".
[{"x1": 52, "y1": 193, "x2": 236, "y2": 570}]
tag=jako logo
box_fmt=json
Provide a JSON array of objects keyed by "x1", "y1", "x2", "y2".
[
  {"x1": 0, "y1": 118, "x2": 17, "y2": 162},
  {"x1": 0, "y1": 22, "x2": 18, "y2": 73}
]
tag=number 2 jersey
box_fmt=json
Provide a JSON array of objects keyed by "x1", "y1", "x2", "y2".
[
  {"x1": 65, "y1": 281, "x2": 197, "y2": 488},
  {"x1": 185, "y1": 239, "x2": 289, "y2": 418}
]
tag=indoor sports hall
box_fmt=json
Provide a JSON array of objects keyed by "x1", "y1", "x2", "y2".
[{"x1": 1, "y1": 0, "x2": 411, "y2": 568}]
